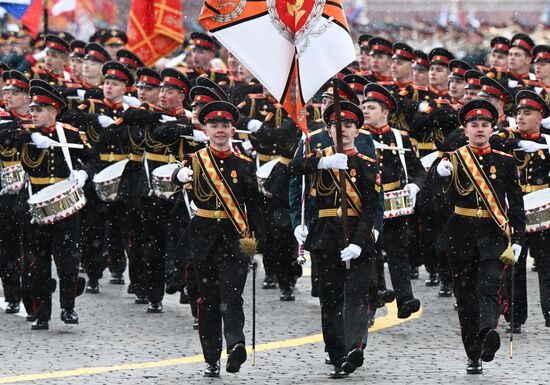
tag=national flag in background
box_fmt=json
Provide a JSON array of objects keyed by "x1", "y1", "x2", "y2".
[
  {"x1": 200, "y1": 0, "x2": 356, "y2": 134},
  {"x1": 0, "y1": 0, "x2": 43, "y2": 36},
  {"x1": 127, "y1": 0, "x2": 185, "y2": 67}
]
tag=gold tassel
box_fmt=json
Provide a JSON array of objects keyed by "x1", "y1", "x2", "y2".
[
  {"x1": 239, "y1": 237, "x2": 258, "y2": 258},
  {"x1": 499, "y1": 242, "x2": 516, "y2": 265},
  {"x1": 249, "y1": 98, "x2": 256, "y2": 118},
  {"x1": 412, "y1": 88, "x2": 419, "y2": 102},
  {"x1": 275, "y1": 107, "x2": 282, "y2": 128},
  {"x1": 314, "y1": 106, "x2": 321, "y2": 121}
]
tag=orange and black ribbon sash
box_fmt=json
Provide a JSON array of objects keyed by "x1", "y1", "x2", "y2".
[
  {"x1": 322, "y1": 147, "x2": 362, "y2": 216},
  {"x1": 195, "y1": 147, "x2": 249, "y2": 237},
  {"x1": 455, "y1": 146, "x2": 510, "y2": 236}
]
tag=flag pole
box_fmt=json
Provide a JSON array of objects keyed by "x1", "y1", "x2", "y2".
[
  {"x1": 331, "y1": 76, "x2": 350, "y2": 270},
  {"x1": 43, "y1": 0, "x2": 49, "y2": 34}
]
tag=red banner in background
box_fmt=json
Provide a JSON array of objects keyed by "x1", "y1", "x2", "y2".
[{"x1": 126, "y1": 0, "x2": 184, "y2": 67}]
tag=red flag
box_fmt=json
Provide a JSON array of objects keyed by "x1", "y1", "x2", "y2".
[
  {"x1": 126, "y1": 0, "x2": 184, "y2": 67},
  {"x1": 200, "y1": 0, "x2": 356, "y2": 134}
]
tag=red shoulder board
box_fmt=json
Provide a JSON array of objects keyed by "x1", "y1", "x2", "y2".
[
  {"x1": 412, "y1": 85, "x2": 428, "y2": 91},
  {"x1": 377, "y1": 81, "x2": 394, "y2": 86},
  {"x1": 22, "y1": 123, "x2": 36, "y2": 129},
  {"x1": 523, "y1": 79, "x2": 539, "y2": 86},
  {"x1": 248, "y1": 93, "x2": 266, "y2": 99},
  {"x1": 114, "y1": 117, "x2": 124, "y2": 125},
  {"x1": 237, "y1": 101, "x2": 247, "y2": 109},
  {"x1": 398, "y1": 89, "x2": 409, "y2": 97},
  {"x1": 237, "y1": 153, "x2": 252, "y2": 162},
  {"x1": 77, "y1": 103, "x2": 88, "y2": 110},
  {"x1": 0, "y1": 110, "x2": 11, "y2": 117},
  {"x1": 62, "y1": 123, "x2": 79, "y2": 132},
  {"x1": 358, "y1": 153, "x2": 376, "y2": 163},
  {"x1": 492, "y1": 149, "x2": 512, "y2": 158},
  {"x1": 65, "y1": 82, "x2": 81, "y2": 88}
]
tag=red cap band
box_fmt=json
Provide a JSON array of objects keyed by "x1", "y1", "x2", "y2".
[
  {"x1": 513, "y1": 39, "x2": 532, "y2": 53},
  {"x1": 329, "y1": 110, "x2": 359, "y2": 122},
  {"x1": 348, "y1": 83, "x2": 364, "y2": 91},
  {"x1": 365, "y1": 91, "x2": 394, "y2": 110},
  {"x1": 467, "y1": 78, "x2": 481, "y2": 86},
  {"x1": 371, "y1": 44, "x2": 392, "y2": 54},
  {"x1": 106, "y1": 69, "x2": 129, "y2": 83},
  {"x1": 536, "y1": 52, "x2": 550, "y2": 59},
  {"x1": 6, "y1": 79, "x2": 29, "y2": 90},
  {"x1": 481, "y1": 84, "x2": 507, "y2": 101},
  {"x1": 394, "y1": 49, "x2": 414, "y2": 60},
  {"x1": 87, "y1": 50, "x2": 107, "y2": 62},
  {"x1": 72, "y1": 47, "x2": 85, "y2": 55},
  {"x1": 193, "y1": 39, "x2": 216, "y2": 51},
  {"x1": 194, "y1": 95, "x2": 216, "y2": 104},
  {"x1": 162, "y1": 76, "x2": 190, "y2": 94},
  {"x1": 432, "y1": 55, "x2": 450, "y2": 64},
  {"x1": 493, "y1": 43, "x2": 510, "y2": 51},
  {"x1": 452, "y1": 67, "x2": 466, "y2": 76},
  {"x1": 104, "y1": 37, "x2": 124, "y2": 46},
  {"x1": 47, "y1": 41, "x2": 68, "y2": 52},
  {"x1": 205, "y1": 110, "x2": 233, "y2": 122},
  {"x1": 119, "y1": 56, "x2": 139, "y2": 68},
  {"x1": 138, "y1": 75, "x2": 161, "y2": 86},
  {"x1": 465, "y1": 108, "x2": 493, "y2": 121},
  {"x1": 518, "y1": 98, "x2": 544, "y2": 114},
  {"x1": 32, "y1": 95, "x2": 62, "y2": 110},
  {"x1": 415, "y1": 57, "x2": 430, "y2": 66}
]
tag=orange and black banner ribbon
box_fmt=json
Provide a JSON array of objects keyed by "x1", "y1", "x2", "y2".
[
  {"x1": 322, "y1": 147, "x2": 362, "y2": 216},
  {"x1": 455, "y1": 146, "x2": 510, "y2": 236},
  {"x1": 195, "y1": 148, "x2": 248, "y2": 237}
]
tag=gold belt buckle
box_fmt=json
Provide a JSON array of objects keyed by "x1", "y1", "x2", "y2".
[
  {"x1": 336, "y1": 207, "x2": 342, "y2": 217},
  {"x1": 525, "y1": 184, "x2": 532, "y2": 193},
  {"x1": 214, "y1": 210, "x2": 221, "y2": 222},
  {"x1": 49, "y1": 177, "x2": 56, "y2": 184},
  {"x1": 108, "y1": 153, "x2": 114, "y2": 162},
  {"x1": 476, "y1": 208, "x2": 484, "y2": 218},
  {"x1": 168, "y1": 154, "x2": 176, "y2": 163}
]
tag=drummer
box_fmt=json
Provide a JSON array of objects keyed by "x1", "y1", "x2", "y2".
[
  {"x1": 504, "y1": 90, "x2": 550, "y2": 331},
  {"x1": 362, "y1": 83, "x2": 425, "y2": 319},
  {"x1": 2, "y1": 82, "x2": 95, "y2": 330}
]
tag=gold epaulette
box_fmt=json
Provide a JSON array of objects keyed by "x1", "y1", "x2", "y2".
[
  {"x1": 358, "y1": 153, "x2": 376, "y2": 163},
  {"x1": 114, "y1": 117, "x2": 124, "y2": 125},
  {"x1": 395, "y1": 129, "x2": 409, "y2": 136},
  {"x1": 237, "y1": 153, "x2": 252, "y2": 162},
  {"x1": 248, "y1": 93, "x2": 266, "y2": 99},
  {"x1": 377, "y1": 80, "x2": 394, "y2": 86},
  {"x1": 492, "y1": 149, "x2": 513, "y2": 158},
  {"x1": 358, "y1": 128, "x2": 371, "y2": 136},
  {"x1": 237, "y1": 101, "x2": 246, "y2": 109},
  {"x1": 62, "y1": 123, "x2": 79, "y2": 132},
  {"x1": 398, "y1": 89, "x2": 409, "y2": 96},
  {"x1": 314, "y1": 118, "x2": 323, "y2": 123},
  {"x1": 22, "y1": 123, "x2": 36, "y2": 129},
  {"x1": 523, "y1": 79, "x2": 539, "y2": 86}
]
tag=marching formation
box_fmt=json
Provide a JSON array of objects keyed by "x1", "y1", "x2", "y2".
[{"x1": 0, "y1": 25, "x2": 548, "y2": 380}]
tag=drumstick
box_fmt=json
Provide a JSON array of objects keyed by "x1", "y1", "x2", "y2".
[
  {"x1": 513, "y1": 145, "x2": 549, "y2": 151},
  {"x1": 373, "y1": 140, "x2": 411, "y2": 152},
  {"x1": 29, "y1": 142, "x2": 84, "y2": 149},
  {"x1": 181, "y1": 135, "x2": 243, "y2": 144}
]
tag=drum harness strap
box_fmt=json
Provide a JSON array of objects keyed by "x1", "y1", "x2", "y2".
[{"x1": 391, "y1": 128, "x2": 409, "y2": 184}]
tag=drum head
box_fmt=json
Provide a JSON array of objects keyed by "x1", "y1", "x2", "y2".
[
  {"x1": 93, "y1": 159, "x2": 129, "y2": 183},
  {"x1": 420, "y1": 151, "x2": 439, "y2": 169},
  {"x1": 523, "y1": 188, "x2": 550, "y2": 211},
  {"x1": 28, "y1": 179, "x2": 74, "y2": 204},
  {"x1": 152, "y1": 163, "x2": 179, "y2": 178}
]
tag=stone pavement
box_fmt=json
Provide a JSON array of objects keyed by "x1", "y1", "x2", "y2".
[{"x1": 0, "y1": 258, "x2": 549, "y2": 385}]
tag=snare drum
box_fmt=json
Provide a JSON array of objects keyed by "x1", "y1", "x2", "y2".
[
  {"x1": 384, "y1": 189, "x2": 414, "y2": 219},
  {"x1": 93, "y1": 159, "x2": 129, "y2": 202},
  {"x1": 1, "y1": 163, "x2": 26, "y2": 194},
  {"x1": 523, "y1": 188, "x2": 550, "y2": 233},
  {"x1": 27, "y1": 179, "x2": 86, "y2": 225},
  {"x1": 256, "y1": 158, "x2": 280, "y2": 190},
  {"x1": 420, "y1": 151, "x2": 439, "y2": 171},
  {"x1": 152, "y1": 163, "x2": 179, "y2": 200}
]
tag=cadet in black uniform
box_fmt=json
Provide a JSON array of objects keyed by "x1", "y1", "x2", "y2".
[
  {"x1": 363, "y1": 83, "x2": 425, "y2": 319},
  {"x1": 290, "y1": 101, "x2": 382, "y2": 378},
  {"x1": 436, "y1": 99, "x2": 525, "y2": 374},
  {"x1": 3, "y1": 82, "x2": 95, "y2": 330},
  {"x1": 173, "y1": 101, "x2": 265, "y2": 377}
]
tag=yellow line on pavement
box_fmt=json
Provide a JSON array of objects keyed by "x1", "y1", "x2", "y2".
[{"x1": 0, "y1": 301, "x2": 421, "y2": 384}]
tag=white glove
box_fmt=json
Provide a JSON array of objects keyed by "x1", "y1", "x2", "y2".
[
  {"x1": 31, "y1": 132, "x2": 57, "y2": 149},
  {"x1": 32, "y1": 50, "x2": 46, "y2": 61},
  {"x1": 76, "y1": 89, "x2": 86, "y2": 100},
  {"x1": 436, "y1": 159, "x2": 453, "y2": 177},
  {"x1": 341, "y1": 244, "x2": 362, "y2": 262},
  {"x1": 318, "y1": 153, "x2": 348, "y2": 170},
  {"x1": 247, "y1": 119, "x2": 262, "y2": 133},
  {"x1": 518, "y1": 140, "x2": 548, "y2": 153},
  {"x1": 418, "y1": 102, "x2": 430, "y2": 112},
  {"x1": 512, "y1": 244, "x2": 522, "y2": 263},
  {"x1": 176, "y1": 167, "x2": 193, "y2": 183},
  {"x1": 542, "y1": 116, "x2": 550, "y2": 129},
  {"x1": 404, "y1": 183, "x2": 420, "y2": 207},
  {"x1": 293, "y1": 225, "x2": 309, "y2": 245},
  {"x1": 159, "y1": 114, "x2": 177, "y2": 123},
  {"x1": 192, "y1": 129, "x2": 209, "y2": 143},
  {"x1": 122, "y1": 95, "x2": 141, "y2": 107},
  {"x1": 97, "y1": 115, "x2": 115, "y2": 128},
  {"x1": 242, "y1": 140, "x2": 253, "y2": 153},
  {"x1": 69, "y1": 169, "x2": 88, "y2": 188},
  {"x1": 373, "y1": 229, "x2": 380, "y2": 242}
]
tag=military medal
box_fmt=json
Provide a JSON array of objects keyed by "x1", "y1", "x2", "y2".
[
  {"x1": 336, "y1": 207, "x2": 342, "y2": 217},
  {"x1": 49, "y1": 177, "x2": 56, "y2": 184},
  {"x1": 350, "y1": 169, "x2": 356, "y2": 182},
  {"x1": 214, "y1": 210, "x2": 221, "y2": 222},
  {"x1": 525, "y1": 184, "x2": 532, "y2": 193},
  {"x1": 489, "y1": 165, "x2": 496, "y2": 179},
  {"x1": 230, "y1": 170, "x2": 238, "y2": 183}
]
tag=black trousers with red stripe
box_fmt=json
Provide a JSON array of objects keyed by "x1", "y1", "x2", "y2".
[{"x1": 27, "y1": 214, "x2": 81, "y2": 321}]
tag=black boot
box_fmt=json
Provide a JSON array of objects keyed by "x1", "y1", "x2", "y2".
[
  {"x1": 204, "y1": 361, "x2": 220, "y2": 377},
  {"x1": 438, "y1": 282, "x2": 453, "y2": 297},
  {"x1": 31, "y1": 319, "x2": 49, "y2": 330},
  {"x1": 480, "y1": 329, "x2": 500, "y2": 362},
  {"x1": 425, "y1": 273, "x2": 439, "y2": 286},
  {"x1": 410, "y1": 266, "x2": 419, "y2": 279},
  {"x1": 466, "y1": 358, "x2": 482, "y2": 374},
  {"x1": 397, "y1": 298, "x2": 421, "y2": 319},
  {"x1": 147, "y1": 302, "x2": 163, "y2": 313},
  {"x1": 280, "y1": 287, "x2": 295, "y2": 301},
  {"x1": 226, "y1": 343, "x2": 247, "y2": 373},
  {"x1": 110, "y1": 272, "x2": 124, "y2": 285},
  {"x1": 86, "y1": 279, "x2": 99, "y2": 294},
  {"x1": 329, "y1": 365, "x2": 349, "y2": 379},
  {"x1": 341, "y1": 348, "x2": 364, "y2": 374},
  {"x1": 506, "y1": 322, "x2": 522, "y2": 334},
  {"x1": 5, "y1": 302, "x2": 20, "y2": 314},
  {"x1": 261, "y1": 274, "x2": 277, "y2": 289},
  {"x1": 60, "y1": 308, "x2": 79, "y2": 324}
]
